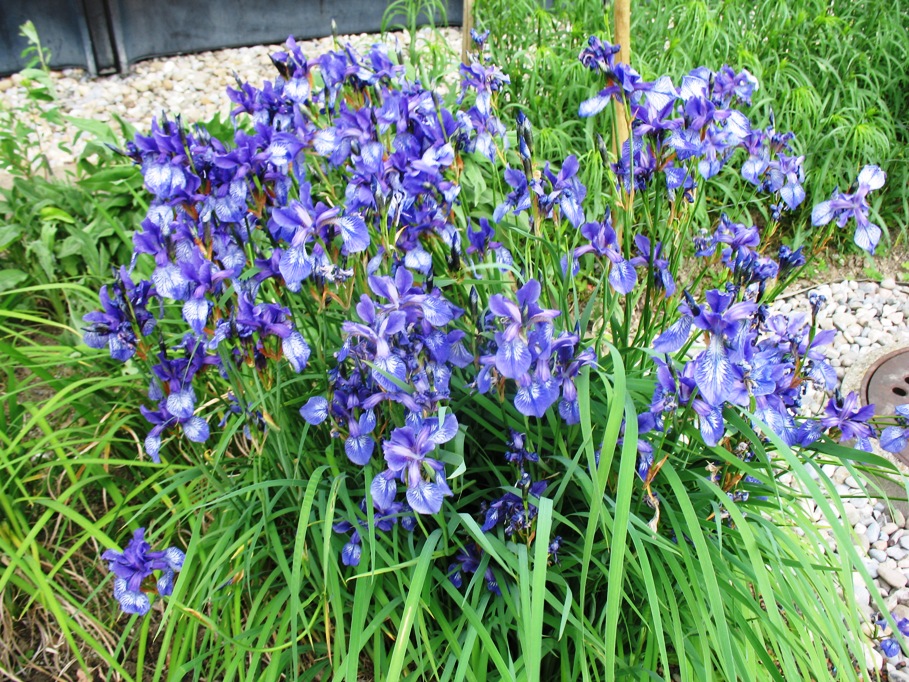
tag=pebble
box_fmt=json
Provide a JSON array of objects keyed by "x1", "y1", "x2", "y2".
[
  {"x1": 889, "y1": 547, "x2": 909, "y2": 561},
  {"x1": 843, "y1": 503, "x2": 862, "y2": 526},
  {"x1": 871, "y1": 548, "x2": 889, "y2": 562},
  {"x1": 879, "y1": 565, "x2": 909, "y2": 590},
  {"x1": 868, "y1": 521, "x2": 882, "y2": 543}
]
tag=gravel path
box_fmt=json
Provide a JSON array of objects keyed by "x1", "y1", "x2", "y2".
[{"x1": 3, "y1": 27, "x2": 909, "y2": 675}]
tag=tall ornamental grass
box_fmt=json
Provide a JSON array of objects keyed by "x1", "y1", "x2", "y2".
[{"x1": 10, "y1": 27, "x2": 906, "y2": 681}]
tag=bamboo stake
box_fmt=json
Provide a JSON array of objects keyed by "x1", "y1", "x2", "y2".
[
  {"x1": 613, "y1": 0, "x2": 631, "y2": 148},
  {"x1": 462, "y1": 0, "x2": 475, "y2": 64}
]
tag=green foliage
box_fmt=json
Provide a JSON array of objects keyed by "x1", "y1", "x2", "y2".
[
  {"x1": 0, "y1": 290, "x2": 154, "y2": 678},
  {"x1": 0, "y1": 25, "x2": 144, "y2": 326},
  {"x1": 476, "y1": 0, "x2": 909, "y2": 249}
]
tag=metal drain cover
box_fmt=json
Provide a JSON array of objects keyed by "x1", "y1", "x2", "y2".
[{"x1": 862, "y1": 347, "x2": 909, "y2": 464}]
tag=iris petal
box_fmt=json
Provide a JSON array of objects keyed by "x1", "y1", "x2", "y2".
[
  {"x1": 345, "y1": 435, "x2": 375, "y2": 465},
  {"x1": 300, "y1": 396, "x2": 329, "y2": 425},
  {"x1": 695, "y1": 335, "x2": 734, "y2": 406},
  {"x1": 495, "y1": 337, "x2": 531, "y2": 379},
  {"x1": 406, "y1": 481, "x2": 446, "y2": 515},
  {"x1": 608, "y1": 259, "x2": 637, "y2": 295},
  {"x1": 653, "y1": 316, "x2": 692, "y2": 354}
]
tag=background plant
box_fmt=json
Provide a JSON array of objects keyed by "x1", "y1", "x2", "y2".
[
  {"x1": 0, "y1": 24, "x2": 144, "y2": 327},
  {"x1": 475, "y1": 0, "x2": 909, "y2": 251}
]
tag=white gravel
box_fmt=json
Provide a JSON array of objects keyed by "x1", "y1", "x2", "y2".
[{"x1": 772, "y1": 279, "x2": 909, "y2": 678}]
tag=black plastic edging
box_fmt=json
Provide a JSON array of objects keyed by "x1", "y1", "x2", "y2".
[{"x1": 0, "y1": 0, "x2": 464, "y2": 77}]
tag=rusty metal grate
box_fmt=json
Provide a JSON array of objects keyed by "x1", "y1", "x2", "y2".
[{"x1": 862, "y1": 347, "x2": 909, "y2": 463}]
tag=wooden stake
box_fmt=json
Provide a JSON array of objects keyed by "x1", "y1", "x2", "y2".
[
  {"x1": 462, "y1": 0, "x2": 475, "y2": 64},
  {"x1": 614, "y1": 0, "x2": 631, "y2": 148}
]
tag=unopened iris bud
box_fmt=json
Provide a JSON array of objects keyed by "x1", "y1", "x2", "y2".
[
  {"x1": 518, "y1": 471, "x2": 532, "y2": 495},
  {"x1": 808, "y1": 291, "x2": 826, "y2": 321},
  {"x1": 682, "y1": 290, "x2": 701, "y2": 316},
  {"x1": 448, "y1": 242, "x2": 461, "y2": 272},
  {"x1": 596, "y1": 134, "x2": 609, "y2": 166},
  {"x1": 516, "y1": 109, "x2": 533, "y2": 161}
]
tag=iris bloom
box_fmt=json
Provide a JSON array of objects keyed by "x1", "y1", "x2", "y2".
[
  {"x1": 102, "y1": 528, "x2": 185, "y2": 615},
  {"x1": 811, "y1": 165, "x2": 886, "y2": 254}
]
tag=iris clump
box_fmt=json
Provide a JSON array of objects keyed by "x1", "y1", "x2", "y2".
[{"x1": 82, "y1": 28, "x2": 903, "y2": 681}]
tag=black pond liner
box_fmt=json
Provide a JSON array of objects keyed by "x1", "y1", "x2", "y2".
[
  {"x1": 0, "y1": 0, "x2": 463, "y2": 77},
  {"x1": 862, "y1": 347, "x2": 909, "y2": 465}
]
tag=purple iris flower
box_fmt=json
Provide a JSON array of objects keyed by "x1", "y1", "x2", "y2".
[
  {"x1": 345, "y1": 410, "x2": 378, "y2": 465},
  {"x1": 579, "y1": 62, "x2": 648, "y2": 118},
  {"x1": 470, "y1": 28, "x2": 490, "y2": 49},
  {"x1": 488, "y1": 279, "x2": 561, "y2": 379},
  {"x1": 811, "y1": 165, "x2": 886, "y2": 254},
  {"x1": 377, "y1": 413, "x2": 458, "y2": 514},
  {"x1": 612, "y1": 137, "x2": 659, "y2": 193},
  {"x1": 551, "y1": 332, "x2": 598, "y2": 424},
  {"x1": 630, "y1": 235, "x2": 675, "y2": 298},
  {"x1": 535, "y1": 155, "x2": 587, "y2": 228},
  {"x1": 481, "y1": 477, "x2": 548, "y2": 537},
  {"x1": 630, "y1": 76, "x2": 680, "y2": 137},
  {"x1": 765, "y1": 153, "x2": 806, "y2": 210},
  {"x1": 712, "y1": 66, "x2": 758, "y2": 106},
  {"x1": 880, "y1": 405, "x2": 909, "y2": 454},
  {"x1": 652, "y1": 290, "x2": 758, "y2": 407},
  {"x1": 713, "y1": 215, "x2": 760, "y2": 267},
  {"x1": 820, "y1": 391, "x2": 876, "y2": 451},
  {"x1": 82, "y1": 269, "x2": 157, "y2": 361},
  {"x1": 573, "y1": 210, "x2": 637, "y2": 295},
  {"x1": 459, "y1": 61, "x2": 510, "y2": 117},
  {"x1": 493, "y1": 167, "x2": 533, "y2": 222},
  {"x1": 579, "y1": 36, "x2": 621, "y2": 74},
  {"x1": 881, "y1": 638, "x2": 901, "y2": 659},
  {"x1": 448, "y1": 544, "x2": 501, "y2": 595},
  {"x1": 102, "y1": 528, "x2": 185, "y2": 615},
  {"x1": 333, "y1": 493, "x2": 413, "y2": 567},
  {"x1": 342, "y1": 306, "x2": 409, "y2": 391},
  {"x1": 504, "y1": 429, "x2": 538, "y2": 466},
  {"x1": 689, "y1": 290, "x2": 759, "y2": 406},
  {"x1": 799, "y1": 329, "x2": 838, "y2": 391}
]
